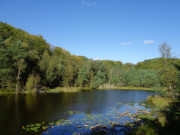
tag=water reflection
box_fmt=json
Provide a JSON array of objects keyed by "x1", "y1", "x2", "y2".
[{"x1": 0, "y1": 90, "x2": 155, "y2": 135}]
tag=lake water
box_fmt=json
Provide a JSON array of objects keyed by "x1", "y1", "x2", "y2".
[{"x1": 0, "y1": 90, "x2": 155, "y2": 135}]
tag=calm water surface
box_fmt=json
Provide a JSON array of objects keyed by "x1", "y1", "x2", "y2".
[{"x1": 0, "y1": 90, "x2": 155, "y2": 135}]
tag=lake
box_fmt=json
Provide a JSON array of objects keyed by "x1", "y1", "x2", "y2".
[{"x1": 0, "y1": 90, "x2": 155, "y2": 135}]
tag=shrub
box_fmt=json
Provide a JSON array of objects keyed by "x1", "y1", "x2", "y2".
[{"x1": 25, "y1": 74, "x2": 40, "y2": 91}]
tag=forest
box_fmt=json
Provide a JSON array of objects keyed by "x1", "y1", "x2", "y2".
[{"x1": 0, "y1": 22, "x2": 180, "y2": 93}]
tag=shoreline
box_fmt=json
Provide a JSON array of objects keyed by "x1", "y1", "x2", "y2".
[
  {"x1": 21, "y1": 92, "x2": 171, "y2": 134},
  {"x1": 98, "y1": 86, "x2": 154, "y2": 91},
  {"x1": 0, "y1": 86, "x2": 157, "y2": 95}
]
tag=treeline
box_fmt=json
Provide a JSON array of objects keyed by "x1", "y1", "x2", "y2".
[{"x1": 0, "y1": 22, "x2": 180, "y2": 92}]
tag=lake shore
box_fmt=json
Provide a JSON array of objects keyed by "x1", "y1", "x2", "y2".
[
  {"x1": 98, "y1": 86, "x2": 154, "y2": 90},
  {"x1": 0, "y1": 86, "x2": 157, "y2": 95},
  {"x1": 129, "y1": 93, "x2": 180, "y2": 135},
  {"x1": 2, "y1": 87, "x2": 178, "y2": 135}
]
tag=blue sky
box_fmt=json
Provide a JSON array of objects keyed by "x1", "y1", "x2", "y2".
[{"x1": 0, "y1": 0, "x2": 180, "y2": 64}]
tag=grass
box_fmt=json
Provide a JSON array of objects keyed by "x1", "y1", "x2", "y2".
[
  {"x1": 0, "y1": 90, "x2": 15, "y2": 95},
  {"x1": 48, "y1": 86, "x2": 155, "y2": 93},
  {"x1": 147, "y1": 95, "x2": 174, "y2": 109},
  {"x1": 129, "y1": 123, "x2": 157, "y2": 135},
  {"x1": 129, "y1": 93, "x2": 180, "y2": 135},
  {"x1": 137, "y1": 115, "x2": 156, "y2": 121},
  {"x1": 0, "y1": 89, "x2": 41, "y2": 95},
  {"x1": 0, "y1": 86, "x2": 156, "y2": 95},
  {"x1": 98, "y1": 86, "x2": 154, "y2": 91},
  {"x1": 47, "y1": 87, "x2": 91, "y2": 93}
]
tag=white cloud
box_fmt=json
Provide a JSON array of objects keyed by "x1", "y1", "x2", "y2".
[
  {"x1": 143, "y1": 40, "x2": 154, "y2": 44},
  {"x1": 95, "y1": 57, "x2": 100, "y2": 60},
  {"x1": 82, "y1": 1, "x2": 97, "y2": 6},
  {"x1": 120, "y1": 41, "x2": 133, "y2": 46}
]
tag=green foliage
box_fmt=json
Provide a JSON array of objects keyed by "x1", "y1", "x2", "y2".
[
  {"x1": 137, "y1": 115, "x2": 156, "y2": 120},
  {"x1": 109, "y1": 67, "x2": 160, "y2": 88},
  {"x1": 147, "y1": 95, "x2": 172, "y2": 109},
  {"x1": 91, "y1": 61, "x2": 107, "y2": 88},
  {"x1": 0, "y1": 36, "x2": 13, "y2": 88},
  {"x1": 39, "y1": 51, "x2": 51, "y2": 72},
  {"x1": 159, "y1": 66, "x2": 179, "y2": 90},
  {"x1": 109, "y1": 65, "x2": 127, "y2": 86},
  {"x1": 123, "y1": 63, "x2": 134, "y2": 70},
  {"x1": 102, "y1": 60, "x2": 123, "y2": 80},
  {"x1": 25, "y1": 74, "x2": 40, "y2": 91},
  {"x1": 0, "y1": 22, "x2": 16, "y2": 40},
  {"x1": 0, "y1": 22, "x2": 180, "y2": 92},
  {"x1": 132, "y1": 124, "x2": 156, "y2": 135},
  {"x1": 46, "y1": 56, "x2": 64, "y2": 86},
  {"x1": 135, "y1": 58, "x2": 178, "y2": 70},
  {"x1": 78, "y1": 60, "x2": 93, "y2": 87},
  {"x1": 78, "y1": 61, "x2": 107, "y2": 88}
]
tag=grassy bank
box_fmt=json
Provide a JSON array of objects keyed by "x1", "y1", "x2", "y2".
[
  {"x1": 147, "y1": 95, "x2": 175, "y2": 109},
  {"x1": 47, "y1": 87, "x2": 91, "y2": 93},
  {"x1": 0, "y1": 90, "x2": 15, "y2": 95},
  {"x1": 98, "y1": 86, "x2": 154, "y2": 90},
  {"x1": 0, "y1": 86, "x2": 157, "y2": 95},
  {"x1": 0, "y1": 87, "x2": 91, "y2": 95},
  {"x1": 130, "y1": 93, "x2": 180, "y2": 135},
  {"x1": 48, "y1": 86, "x2": 155, "y2": 93}
]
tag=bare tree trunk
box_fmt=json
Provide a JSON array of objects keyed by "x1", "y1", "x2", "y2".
[
  {"x1": 16, "y1": 68, "x2": 21, "y2": 94},
  {"x1": 164, "y1": 57, "x2": 167, "y2": 67},
  {"x1": 169, "y1": 85, "x2": 174, "y2": 98}
]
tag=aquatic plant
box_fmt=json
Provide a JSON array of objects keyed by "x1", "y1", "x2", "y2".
[{"x1": 22, "y1": 104, "x2": 157, "y2": 134}]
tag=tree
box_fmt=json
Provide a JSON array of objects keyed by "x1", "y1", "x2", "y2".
[
  {"x1": 159, "y1": 66, "x2": 179, "y2": 96},
  {"x1": 91, "y1": 61, "x2": 107, "y2": 88},
  {"x1": 77, "y1": 61, "x2": 107, "y2": 88},
  {"x1": 138, "y1": 70, "x2": 160, "y2": 87},
  {"x1": 0, "y1": 36, "x2": 13, "y2": 89},
  {"x1": 39, "y1": 51, "x2": 51, "y2": 72},
  {"x1": 123, "y1": 63, "x2": 134, "y2": 70},
  {"x1": 25, "y1": 74, "x2": 40, "y2": 92},
  {"x1": 46, "y1": 56, "x2": 64, "y2": 87},
  {"x1": 0, "y1": 22, "x2": 16, "y2": 40},
  {"x1": 39, "y1": 51, "x2": 64, "y2": 87},
  {"x1": 109, "y1": 66, "x2": 128, "y2": 86},
  {"x1": 9, "y1": 41, "x2": 27, "y2": 93},
  {"x1": 78, "y1": 60, "x2": 94, "y2": 87},
  {"x1": 127, "y1": 68, "x2": 141, "y2": 87},
  {"x1": 158, "y1": 43, "x2": 180, "y2": 97},
  {"x1": 159, "y1": 42, "x2": 172, "y2": 67},
  {"x1": 91, "y1": 70, "x2": 107, "y2": 88},
  {"x1": 102, "y1": 60, "x2": 123, "y2": 81}
]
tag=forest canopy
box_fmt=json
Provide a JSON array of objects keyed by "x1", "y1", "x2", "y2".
[{"x1": 0, "y1": 22, "x2": 180, "y2": 92}]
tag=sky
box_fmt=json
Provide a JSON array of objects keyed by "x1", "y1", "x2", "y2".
[{"x1": 0, "y1": 0, "x2": 180, "y2": 64}]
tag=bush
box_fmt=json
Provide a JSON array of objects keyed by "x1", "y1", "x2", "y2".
[
  {"x1": 40, "y1": 86, "x2": 49, "y2": 91},
  {"x1": 25, "y1": 74, "x2": 40, "y2": 91}
]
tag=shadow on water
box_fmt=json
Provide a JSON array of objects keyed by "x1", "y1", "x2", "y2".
[{"x1": 0, "y1": 90, "x2": 156, "y2": 135}]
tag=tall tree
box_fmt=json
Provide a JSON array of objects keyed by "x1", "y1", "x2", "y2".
[
  {"x1": 9, "y1": 41, "x2": 27, "y2": 93},
  {"x1": 159, "y1": 66, "x2": 179, "y2": 97},
  {"x1": 159, "y1": 42, "x2": 172, "y2": 67},
  {"x1": 0, "y1": 36, "x2": 13, "y2": 88},
  {"x1": 91, "y1": 61, "x2": 107, "y2": 88},
  {"x1": 78, "y1": 60, "x2": 93, "y2": 87}
]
